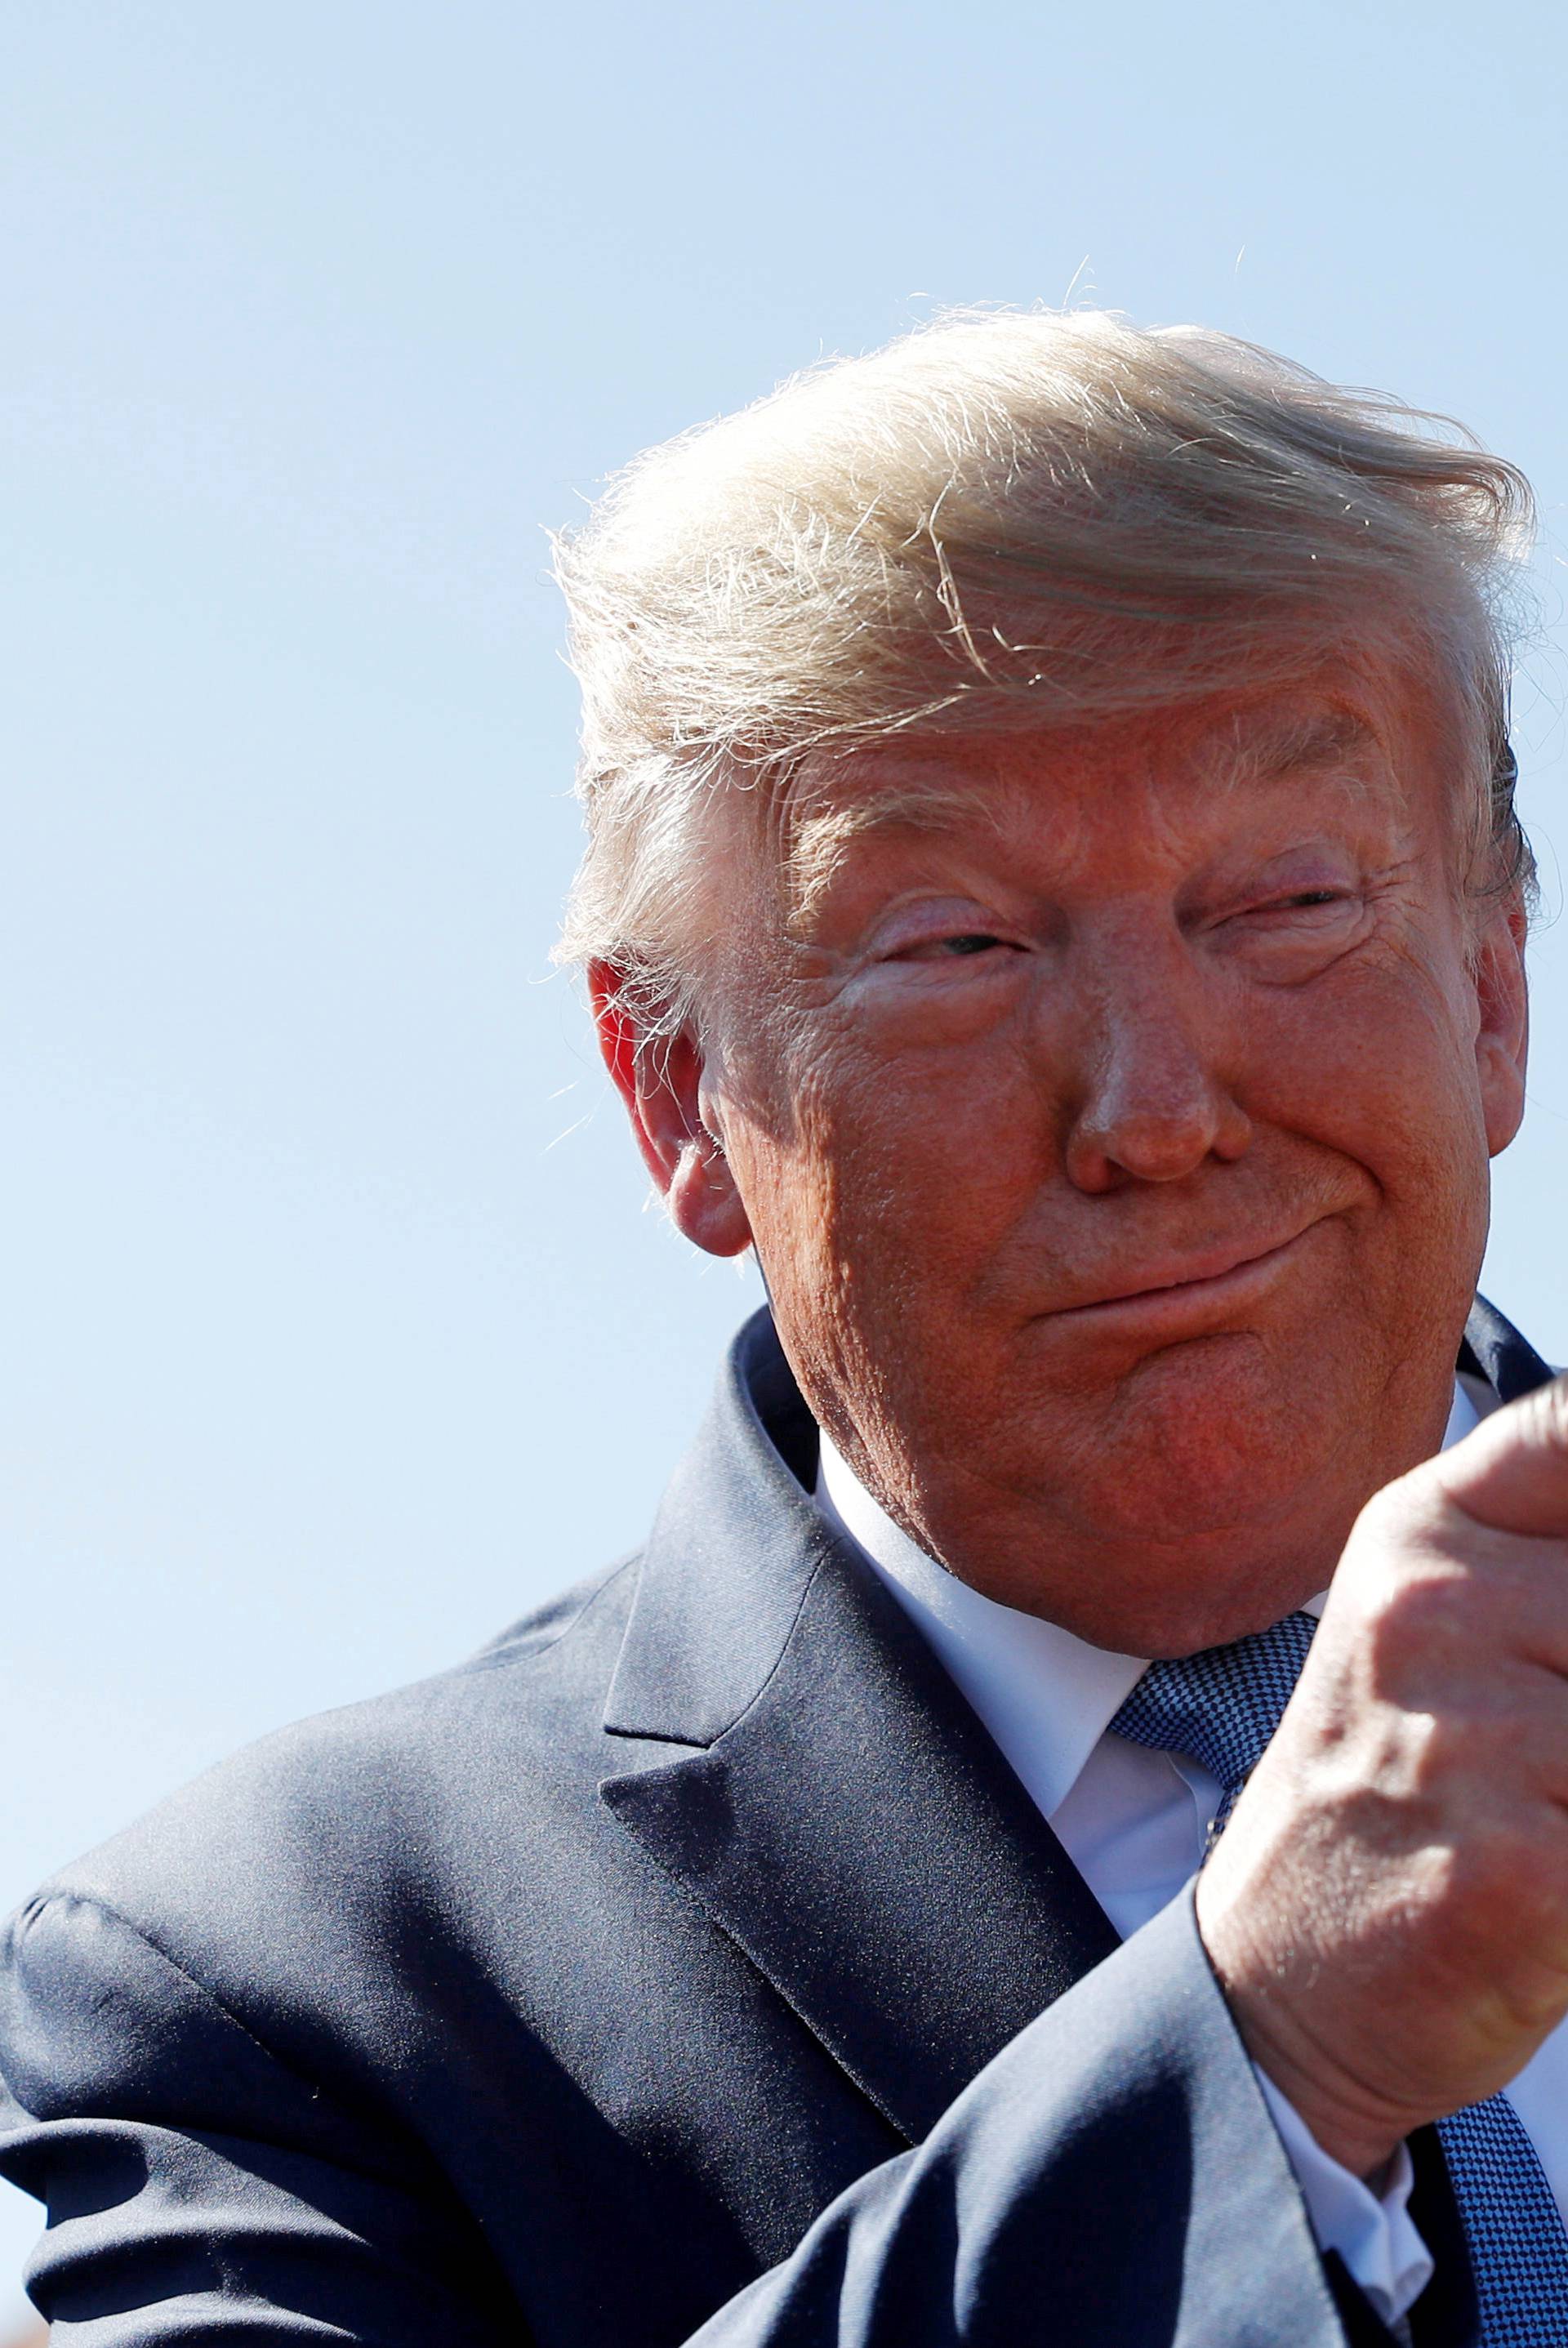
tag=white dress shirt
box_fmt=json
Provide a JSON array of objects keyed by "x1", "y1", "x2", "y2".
[{"x1": 815, "y1": 1378, "x2": 1568, "y2": 2331}]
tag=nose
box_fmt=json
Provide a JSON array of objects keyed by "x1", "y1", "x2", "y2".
[{"x1": 1059, "y1": 929, "x2": 1253, "y2": 1194}]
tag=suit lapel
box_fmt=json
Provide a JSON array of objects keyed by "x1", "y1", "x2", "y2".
[
  {"x1": 599, "y1": 1312, "x2": 1118, "y2": 2145},
  {"x1": 601, "y1": 1297, "x2": 1554, "y2": 2151},
  {"x1": 1462, "y1": 1292, "x2": 1556, "y2": 1405}
]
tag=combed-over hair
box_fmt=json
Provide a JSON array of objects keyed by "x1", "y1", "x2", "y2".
[{"x1": 553, "y1": 309, "x2": 1535, "y2": 1031}]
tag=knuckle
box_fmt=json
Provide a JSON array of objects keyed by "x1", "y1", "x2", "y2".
[
  {"x1": 1349, "y1": 1557, "x2": 1471, "y2": 1697},
  {"x1": 1488, "y1": 1377, "x2": 1568, "y2": 1466},
  {"x1": 1343, "y1": 1473, "x2": 1454, "y2": 1593},
  {"x1": 1533, "y1": 1375, "x2": 1568, "y2": 1449}
]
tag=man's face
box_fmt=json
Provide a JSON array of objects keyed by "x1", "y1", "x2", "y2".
[{"x1": 640, "y1": 659, "x2": 1529, "y2": 1654}]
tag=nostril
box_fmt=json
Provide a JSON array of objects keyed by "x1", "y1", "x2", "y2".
[{"x1": 1065, "y1": 1087, "x2": 1253, "y2": 1191}]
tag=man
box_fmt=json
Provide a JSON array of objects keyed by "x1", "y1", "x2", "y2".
[{"x1": 1, "y1": 310, "x2": 1561, "y2": 2346}]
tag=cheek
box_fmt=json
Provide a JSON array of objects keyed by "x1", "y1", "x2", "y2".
[
  {"x1": 740, "y1": 1026, "x2": 1047, "y2": 1318},
  {"x1": 815, "y1": 1029, "x2": 1049, "y2": 1254},
  {"x1": 1251, "y1": 952, "x2": 1490, "y2": 1208}
]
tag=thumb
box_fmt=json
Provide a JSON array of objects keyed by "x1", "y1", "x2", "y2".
[{"x1": 1433, "y1": 1374, "x2": 1568, "y2": 1537}]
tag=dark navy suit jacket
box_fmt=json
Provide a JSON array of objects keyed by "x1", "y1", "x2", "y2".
[{"x1": 0, "y1": 1300, "x2": 1550, "y2": 2346}]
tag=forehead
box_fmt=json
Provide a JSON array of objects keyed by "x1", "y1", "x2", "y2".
[{"x1": 784, "y1": 673, "x2": 1438, "y2": 880}]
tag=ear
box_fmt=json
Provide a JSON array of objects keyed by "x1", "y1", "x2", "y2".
[
  {"x1": 589, "y1": 963, "x2": 755, "y2": 1259},
  {"x1": 1471, "y1": 894, "x2": 1530, "y2": 1157}
]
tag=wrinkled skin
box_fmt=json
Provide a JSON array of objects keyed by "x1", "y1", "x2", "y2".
[{"x1": 599, "y1": 660, "x2": 1528, "y2": 1655}]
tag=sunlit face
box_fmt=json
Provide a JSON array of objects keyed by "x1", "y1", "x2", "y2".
[{"x1": 610, "y1": 657, "x2": 1529, "y2": 1655}]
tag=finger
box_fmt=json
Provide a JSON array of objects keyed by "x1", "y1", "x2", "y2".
[{"x1": 1434, "y1": 1374, "x2": 1568, "y2": 1537}]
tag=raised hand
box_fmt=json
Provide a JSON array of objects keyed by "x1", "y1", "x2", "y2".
[{"x1": 1197, "y1": 1376, "x2": 1568, "y2": 2179}]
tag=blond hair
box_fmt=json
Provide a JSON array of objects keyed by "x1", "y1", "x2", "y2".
[{"x1": 553, "y1": 309, "x2": 1534, "y2": 1029}]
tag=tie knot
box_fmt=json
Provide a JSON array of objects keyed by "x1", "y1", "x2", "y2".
[{"x1": 1110, "y1": 1611, "x2": 1318, "y2": 1801}]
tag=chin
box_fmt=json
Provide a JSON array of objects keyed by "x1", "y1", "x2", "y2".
[
  {"x1": 972, "y1": 1334, "x2": 1361, "y2": 1631},
  {"x1": 1062, "y1": 1333, "x2": 1316, "y2": 1527},
  {"x1": 1056, "y1": 1449, "x2": 1311, "y2": 1571},
  {"x1": 914, "y1": 1391, "x2": 1350, "y2": 1651}
]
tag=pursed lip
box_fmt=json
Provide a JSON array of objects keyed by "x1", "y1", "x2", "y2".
[{"x1": 1049, "y1": 1220, "x2": 1325, "y2": 1321}]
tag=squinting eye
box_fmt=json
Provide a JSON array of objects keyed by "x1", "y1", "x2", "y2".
[
  {"x1": 941, "y1": 933, "x2": 1007, "y2": 956},
  {"x1": 1237, "y1": 889, "x2": 1352, "y2": 923}
]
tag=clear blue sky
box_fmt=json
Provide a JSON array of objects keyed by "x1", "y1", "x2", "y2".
[{"x1": 2, "y1": 0, "x2": 1566, "y2": 2320}]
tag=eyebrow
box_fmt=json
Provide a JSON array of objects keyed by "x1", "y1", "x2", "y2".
[
  {"x1": 781, "y1": 707, "x2": 1381, "y2": 925},
  {"x1": 1201, "y1": 706, "x2": 1379, "y2": 786},
  {"x1": 783, "y1": 783, "x2": 999, "y2": 928}
]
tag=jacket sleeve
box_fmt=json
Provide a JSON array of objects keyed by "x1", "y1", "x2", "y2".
[
  {"x1": 684, "y1": 1891, "x2": 1399, "y2": 2348},
  {"x1": 0, "y1": 1890, "x2": 521, "y2": 2346},
  {"x1": 0, "y1": 1886, "x2": 1394, "y2": 2348}
]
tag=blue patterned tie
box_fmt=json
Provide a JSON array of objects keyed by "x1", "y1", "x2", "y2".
[{"x1": 1112, "y1": 1618, "x2": 1568, "y2": 2345}]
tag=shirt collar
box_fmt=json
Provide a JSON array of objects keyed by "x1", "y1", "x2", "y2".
[{"x1": 815, "y1": 1377, "x2": 1491, "y2": 1824}]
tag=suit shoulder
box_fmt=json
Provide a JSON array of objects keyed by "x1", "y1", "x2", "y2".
[
  {"x1": 21, "y1": 1552, "x2": 644, "y2": 1936},
  {"x1": 461, "y1": 1550, "x2": 638, "y2": 1673}
]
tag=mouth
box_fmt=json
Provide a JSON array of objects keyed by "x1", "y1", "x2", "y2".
[{"x1": 1051, "y1": 1222, "x2": 1325, "y2": 1326}]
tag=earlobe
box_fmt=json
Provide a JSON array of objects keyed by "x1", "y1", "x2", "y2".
[
  {"x1": 666, "y1": 1128, "x2": 755, "y2": 1258},
  {"x1": 589, "y1": 963, "x2": 755, "y2": 1259},
  {"x1": 1472, "y1": 902, "x2": 1530, "y2": 1158}
]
